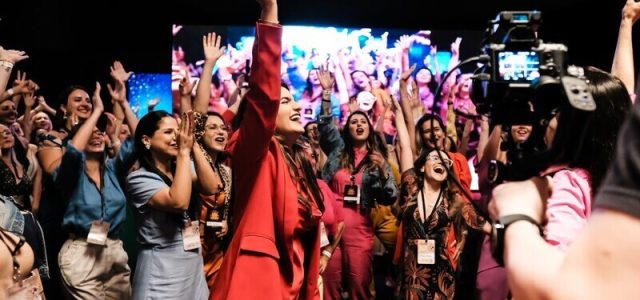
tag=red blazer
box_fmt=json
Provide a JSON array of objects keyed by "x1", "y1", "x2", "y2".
[{"x1": 210, "y1": 22, "x2": 321, "y2": 300}]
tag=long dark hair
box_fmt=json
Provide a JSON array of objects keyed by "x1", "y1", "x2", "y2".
[
  {"x1": 339, "y1": 111, "x2": 382, "y2": 170},
  {"x1": 415, "y1": 113, "x2": 446, "y2": 156},
  {"x1": 54, "y1": 85, "x2": 91, "y2": 131},
  {"x1": 548, "y1": 67, "x2": 631, "y2": 194},
  {"x1": 200, "y1": 111, "x2": 229, "y2": 163},
  {"x1": 134, "y1": 110, "x2": 174, "y2": 185},
  {"x1": 416, "y1": 67, "x2": 438, "y2": 95},
  {"x1": 292, "y1": 138, "x2": 325, "y2": 213}
]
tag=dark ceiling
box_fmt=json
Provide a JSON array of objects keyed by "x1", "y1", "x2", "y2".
[{"x1": 0, "y1": 0, "x2": 633, "y2": 103}]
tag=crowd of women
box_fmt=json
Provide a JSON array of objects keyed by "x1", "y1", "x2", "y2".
[{"x1": 0, "y1": 0, "x2": 639, "y2": 299}]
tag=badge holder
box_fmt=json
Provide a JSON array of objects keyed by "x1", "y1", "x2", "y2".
[
  {"x1": 302, "y1": 105, "x2": 315, "y2": 120},
  {"x1": 206, "y1": 209, "x2": 224, "y2": 232},
  {"x1": 416, "y1": 239, "x2": 436, "y2": 265},
  {"x1": 182, "y1": 220, "x2": 201, "y2": 251},
  {"x1": 87, "y1": 220, "x2": 110, "y2": 246},
  {"x1": 343, "y1": 175, "x2": 361, "y2": 207}
]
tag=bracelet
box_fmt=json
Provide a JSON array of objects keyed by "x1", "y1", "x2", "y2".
[
  {"x1": 258, "y1": 19, "x2": 280, "y2": 25},
  {"x1": 321, "y1": 249, "x2": 332, "y2": 259},
  {"x1": 6, "y1": 88, "x2": 14, "y2": 96},
  {"x1": 322, "y1": 89, "x2": 332, "y2": 99},
  {"x1": 0, "y1": 61, "x2": 14, "y2": 70}
]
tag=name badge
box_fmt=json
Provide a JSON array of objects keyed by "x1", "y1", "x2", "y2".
[
  {"x1": 87, "y1": 220, "x2": 110, "y2": 245},
  {"x1": 182, "y1": 220, "x2": 201, "y2": 251},
  {"x1": 302, "y1": 106, "x2": 315, "y2": 119},
  {"x1": 343, "y1": 184, "x2": 360, "y2": 206},
  {"x1": 417, "y1": 239, "x2": 436, "y2": 265},
  {"x1": 320, "y1": 222, "x2": 330, "y2": 248}
]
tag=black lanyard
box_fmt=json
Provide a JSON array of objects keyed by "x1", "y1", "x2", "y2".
[
  {"x1": 418, "y1": 187, "x2": 443, "y2": 239},
  {"x1": 349, "y1": 153, "x2": 370, "y2": 183}
]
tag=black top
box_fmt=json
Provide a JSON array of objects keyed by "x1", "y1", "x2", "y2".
[
  {"x1": 596, "y1": 100, "x2": 640, "y2": 217},
  {"x1": 0, "y1": 159, "x2": 32, "y2": 210}
]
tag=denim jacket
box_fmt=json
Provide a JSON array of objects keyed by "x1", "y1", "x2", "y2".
[
  {"x1": 318, "y1": 115, "x2": 398, "y2": 208},
  {"x1": 0, "y1": 195, "x2": 49, "y2": 278}
]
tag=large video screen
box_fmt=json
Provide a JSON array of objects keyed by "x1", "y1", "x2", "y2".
[{"x1": 172, "y1": 24, "x2": 481, "y2": 122}]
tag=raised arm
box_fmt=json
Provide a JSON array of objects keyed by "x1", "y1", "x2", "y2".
[
  {"x1": 108, "y1": 61, "x2": 138, "y2": 134},
  {"x1": 399, "y1": 65, "x2": 418, "y2": 157},
  {"x1": 71, "y1": 82, "x2": 104, "y2": 152},
  {"x1": 0, "y1": 47, "x2": 28, "y2": 95},
  {"x1": 317, "y1": 66, "x2": 345, "y2": 157},
  {"x1": 391, "y1": 97, "x2": 413, "y2": 173},
  {"x1": 611, "y1": 0, "x2": 640, "y2": 97},
  {"x1": 231, "y1": 0, "x2": 282, "y2": 163},
  {"x1": 148, "y1": 113, "x2": 194, "y2": 213},
  {"x1": 194, "y1": 32, "x2": 226, "y2": 114}
]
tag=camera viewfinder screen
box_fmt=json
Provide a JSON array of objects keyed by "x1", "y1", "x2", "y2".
[{"x1": 496, "y1": 51, "x2": 540, "y2": 82}]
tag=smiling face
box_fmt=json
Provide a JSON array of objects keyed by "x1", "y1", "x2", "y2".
[
  {"x1": 32, "y1": 112, "x2": 53, "y2": 132},
  {"x1": 275, "y1": 87, "x2": 304, "y2": 141},
  {"x1": 86, "y1": 127, "x2": 107, "y2": 154},
  {"x1": 423, "y1": 150, "x2": 451, "y2": 182},
  {"x1": 416, "y1": 68, "x2": 433, "y2": 84},
  {"x1": 420, "y1": 118, "x2": 445, "y2": 149},
  {"x1": 511, "y1": 124, "x2": 532, "y2": 143},
  {"x1": 63, "y1": 89, "x2": 92, "y2": 119},
  {"x1": 145, "y1": 116, "x2": 179, "y2": 159},
  {"x1": 347, "y1": 113, "x2": 370, "y2": 143},
  {"x1": 0, "y1": 123, "x2": 15, "y2": 150},
  {"x1": 0, "y1": 100, "x2": 18, "y2": 125},
  {"x1": 202, "y1": 115, "x2": 228, "y2": 153}
]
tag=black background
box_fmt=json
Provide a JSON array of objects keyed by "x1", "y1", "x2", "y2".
[{"x1": 0, "y1": 0, "x2": 635, "y2": 106}]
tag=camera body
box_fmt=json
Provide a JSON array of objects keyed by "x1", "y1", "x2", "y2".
[{"x1": 472, "y1": 11, "x2": 596, "y2": 183}]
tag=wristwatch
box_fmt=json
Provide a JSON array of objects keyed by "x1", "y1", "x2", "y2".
[{"x1": 490, "y1": 214, "x2": 543, "y2": 266}]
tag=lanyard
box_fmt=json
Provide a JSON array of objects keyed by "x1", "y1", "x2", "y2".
[
  {"x1": 349, "y1": 153, "x2": 370, "y2": 183},
  {"x1": 418, "y1": 187, "x2": 443, "y2": 239}
]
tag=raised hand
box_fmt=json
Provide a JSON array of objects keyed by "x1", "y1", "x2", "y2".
[
  {"x1": 0, "y1": 47, "x2": 29, "y2": 64},
  {"x1": 401, "y1": 64, "x2": 417, "y2": 82},
  {"x1": 23, "y1": 91, "x2": 36, "y2": 108},
  {"x1": 622, "y1": 0, "x2": 640, "y2": 23},
  {"x1": 107, "y1": 82, "x2": 127, "y2": 103},
  {"x1": 92, "y1": 82, "x2": 104, "y2": 114},
  {"x1": 172, "y1": 24, "x2": 183, "y2": 37},
  {"x1": 105, "y1": 112, "x2": 122, "y2": 137},
  {"x1": 179, "y1": 73, "x2": 195, "y2": 96},
  {"x1": 317, "y1": 65, "x2": 335, "y2": 90},
  {"x1": 395, "y1": 35, "x2": 413, "y2": 51},
  {"x1": 203, "y1": 32, "x2": 226, "y2": 63},
  {"x1": 177, "y1": 112, "x2": 195, "y2": 155},
  {"x1": 110, "y1": 61, "x2": 133, "y2": 83},
  {"x1": 369, "y1": 151, "x2": 388, "y2": 177},
  {"x1": 451, "y1": 37, "x2": 462, "y2": 56}
]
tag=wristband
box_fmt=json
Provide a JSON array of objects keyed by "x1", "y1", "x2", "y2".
[
  {"x1": 321, "y1": 249, "x2": 332, "y2": 259},
  {"x1": 0, "y1": 61, "x2": 14, "y2": 70},
  {"x1": 322, "y1": 89, "x2": 332, "y2": 99},
  {"x1": 6, "y1": 88, "x2": 14, "y2": 96}
]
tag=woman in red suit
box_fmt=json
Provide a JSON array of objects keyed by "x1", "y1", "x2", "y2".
[{"x1": 210, "y1": 1, "x2": 324, "y2": 299}]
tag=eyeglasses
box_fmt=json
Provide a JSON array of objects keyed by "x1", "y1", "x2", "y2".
[
  {"x1": 0, "y1": 130, "x2": 12, "y2": 137},
  {"x1": 427, "y1": 155, "x2": 453, "y2": 167}
]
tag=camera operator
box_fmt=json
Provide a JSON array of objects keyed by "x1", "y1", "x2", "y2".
[
  {"x1": 541, "y1": 66, "x2": 630, "y2": 251},
  {"x1": 489, "y1": 97, "x2": 640, "y2": 299}
]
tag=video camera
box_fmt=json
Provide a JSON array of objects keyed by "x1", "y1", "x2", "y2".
[{"x1": 471, "y1": 11, "x2": 597, "y2": 183}]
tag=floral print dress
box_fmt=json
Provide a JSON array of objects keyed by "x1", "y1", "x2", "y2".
[{"x1": 396, "y1": 169, "x2": 485, "y2": 300}]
